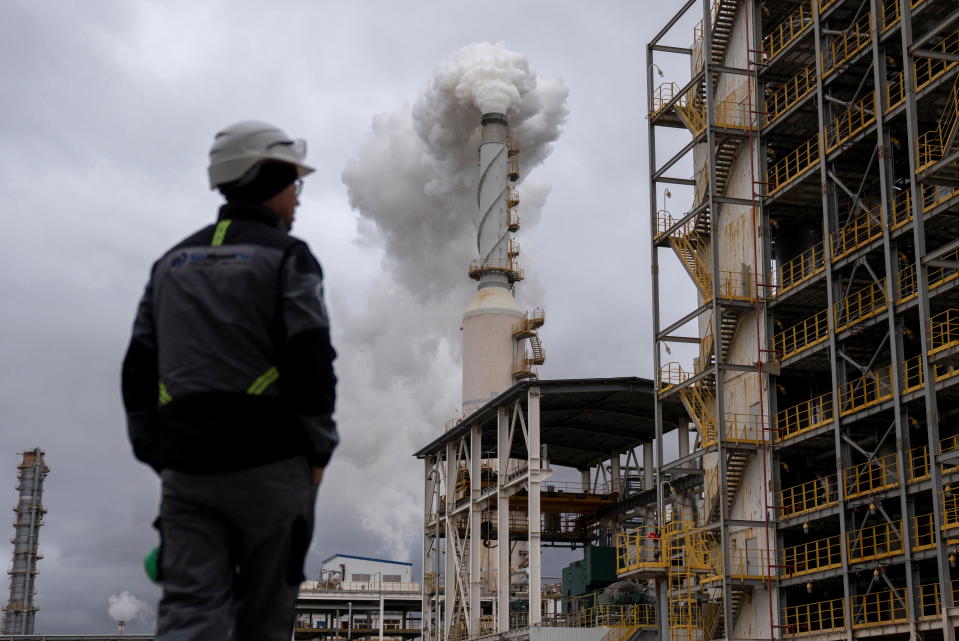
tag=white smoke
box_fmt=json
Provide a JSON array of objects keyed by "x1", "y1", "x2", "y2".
[
  {"x1": 336, "y1": 42, "x2": 568, "y2": 559},
  {"x1": 107, "y1": 590, "x2": 151, "y2": 623}
]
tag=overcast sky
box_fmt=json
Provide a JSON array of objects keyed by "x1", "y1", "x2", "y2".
[{"x1": 0, "y1": 1, "x2": 698, "y2": 633}]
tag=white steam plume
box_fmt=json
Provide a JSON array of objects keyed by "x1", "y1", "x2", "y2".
[
  {"x1": 336, "y1": 42, "x2": 568, "y2": 560},
  {"x1": 107, "y1": 590, "x2": 151, "y2": 622}
]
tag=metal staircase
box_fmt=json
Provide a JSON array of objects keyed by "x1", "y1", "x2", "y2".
[
  {"x1": 701, "y1": 588, "x2": 748, "y2": 640},
  {"x1": 705, "y1": 449, "x2": 751, "y2": 524}
]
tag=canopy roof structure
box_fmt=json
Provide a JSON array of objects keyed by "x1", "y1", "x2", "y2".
[{"x1": 414, "y1": 376, "x2": 687, "y2": 469}]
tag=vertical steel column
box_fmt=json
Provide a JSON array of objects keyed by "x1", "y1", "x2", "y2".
[
  {"x1": 527, "y1": 387, "x2": 542, "y2": 626},
  {"x1": 644, "y1": 444, "x2": 655, "y2": 492},
  {"x1": 469, "y1": 426, "x2": 482, "y2": 635},
  {"x1": 496, "y1": 407, "x2": 510, "y2": 633},
  {"x1": 647, "y1": 30, "x2": 670, "y2": 641},
  {"x1": 898, "y1": 1, "x2": 956, "y2": 634},
  {"x1": 444, "y1": 442, "x2": 457, "y2": 640},
  {"x1": 423, "y1": 458, "x2": 435, "y2": 641},
  {"x1": 867, "y1": 0, "x2": 919, "y2": 627},
  {"x1": 809, "y1": 2, "x2": 855, "y2": 634},
  {"x1": 611, "y1": 453, "x2": 622, "y2": 496}
]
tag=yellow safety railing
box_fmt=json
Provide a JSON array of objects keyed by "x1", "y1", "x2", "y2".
[
  {"x1": 717, "y1": 270, "x2": 757, "y2": 301},
  {"x1": 913, "y1": 30, "x2": 959, "y2": 95},
  {"x1": 616, "y1": 527, "x2": 665, "y2": 574},
  {"x1": 656, "y1": 211, "x2": 681, "y2": 238},
  {"x1": 780, "y1": 473, "x2": 839, "y2": 518},
  {"x1": 783, "y1": 597, "x2": 844, "y2": 635},
  {"x1": 921, "y1": 183, "x2": 959, "y2": 212},
  {"x1": 909, "y1": 444, "x2": 930, "y2": 482},
  {"x1": 651, "y1": 82, "x2": 680, "y2": 117},
  {"x1": 680, "y1": 382, "x2": 715, "y2": 440},
  {"x1": 764, "y1": 1, "x2": 813, "y2": 63},
  {"x1": 917, "y1": 78, "x2": 959, "y2": 171},
  {"x1": 723, "y1": 412, "x2": 766, "y2": 444},
  {"x1": 670, "y1": 224, "x2": 713, "y2": 297},
  {"x1": 941, "y1": 435, "x2": 959, "y2": 474},
  {"x1": 566, "y1": 604, "x2": 657, "y2": 629},
  {"x1": 714, "y1": 99, "x2": 753, "y2": 130},
  {"x1": 913, "y1": 513, "x2": 937, "y2": 551},
  {"x1": 766, "y1": 65, "x2": 816, "y2": 125},
  {"x1": 659, "y1": 362, "x2": 690, "y2": 391},
  {"x1": 842, "y1": 452, "x2": 898, "y2": 500},
  {"x1": 889, "y1": 188, "x2": 912, "y2": 227},
  {"x1": 944, "y1": 491, "x2": 959, "y2": 530},
  {"x1": 822, "y1": 11, "x2": 872, "y2": 78},
  {"x1": 830, "y1": 204, "x2": 882, "y2": 261},
  {"x1": 886, "y1": 72, "x2": 906, "y2": 112},
  {"x1": 852, "y1": 587, "x2": 908, "y2": 628},
  {"x1": 775, "y1": 391, "x2": 833, "y2": 443},
  {"x1": 931, "y1": 308, "x2": 959, "y2": 354},
  {"x1": 838, "y1": 363, "x2": 892, "y2": 416},
  {"x1": 782, "y1": 534, "x2": 842, "y2": 578},
  {"x1": 825, "y1": 92, "x2": 876, "y2": 152},
  {"x1": 774, "y1": 241, "x2": 825, "y2": 296},
  {"x1": 902, "y1": 353, "x2": 925, "y2": 393},
  {"x1": 847, "y1": 520, "x2": 903, "y2": 563},
  {"x1": 702, "y1": 545, "x2": 774, "y2": 583},
  {"x1": 919, "y1": 582, "x2": 941, "y2": 619},
  {"x1": 819, "y1": 0, "x2": 839, "y2": 11},
  {"x1": 900, "y1": 245, "x2": 959, "y2": 303},
  {"x1": 773, "y1": 308, "x2": 829, "y2": 361},
  {"x1": 879, "y1": 0, "x2": 900, "y2": 34},
  {"x1": 783, "y1": 514, "x2": 939, "y2": 580},
  {"x1": 767, "y1": 135, "x2": 820, "y2": 196},
  {"x1": 834, "y1": 279, "x2": 887, "y2": 333}
]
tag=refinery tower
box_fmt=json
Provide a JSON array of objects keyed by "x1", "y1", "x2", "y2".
[{"x1": 462, "y1": 112, "x2": 544, "y2": 417}]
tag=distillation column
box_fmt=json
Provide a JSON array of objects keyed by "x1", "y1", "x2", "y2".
[{"x1": 1, "y1": 448, "x2": 49, "y2": 635}]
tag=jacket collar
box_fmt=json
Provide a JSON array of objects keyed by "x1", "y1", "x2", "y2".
[{"x1": 217, "y1": 201, "x2": 286, "y2": 231}]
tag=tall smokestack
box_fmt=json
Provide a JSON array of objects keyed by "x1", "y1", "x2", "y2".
[
  {"x1": 1, "y1": 448, "x2": 49, "y2": 635},
  {"x1": 462, "y1": 113, "x2": 543, "y2": 416}
]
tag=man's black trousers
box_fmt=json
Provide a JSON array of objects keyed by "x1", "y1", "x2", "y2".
[{"x1": 155, "y1": 457, "x2": 317, "y2": 641}]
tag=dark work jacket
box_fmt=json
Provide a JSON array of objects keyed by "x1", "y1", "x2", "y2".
[{"x1": 121, "y1": 202, "x2": 338, "y2": 474}]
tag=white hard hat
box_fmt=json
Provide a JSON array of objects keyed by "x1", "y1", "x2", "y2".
[{"x1": 207, "y1": 120, "x2": 315, "y2": 189}]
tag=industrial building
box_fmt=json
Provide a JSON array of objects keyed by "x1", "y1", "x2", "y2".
[
  {"x1": 295, "y1": 555, "x2": 421, "y2": 640},
  {"x1": 648, "y1": 1, "x2": 959, "y2": 641},
  {"x1": 419, "y1": 0, "x2": 959, "y2": 640}
]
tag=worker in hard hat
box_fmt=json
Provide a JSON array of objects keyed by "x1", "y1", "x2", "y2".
[{"x1": 121, "y1": 121, "x2": 338, "y2": 641}]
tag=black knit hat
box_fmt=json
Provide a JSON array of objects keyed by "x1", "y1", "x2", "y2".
[{"x1": 219, "y1": 161, "x2": 298, "y2": 203}]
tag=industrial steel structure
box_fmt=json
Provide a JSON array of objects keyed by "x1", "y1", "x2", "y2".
[
  {"x1": 644, "y1": 2, "x2": 959, "y2": 641},
  {"x1": 2, "y1": 448, "x2": 49, "y2": 635},
  {"x1": 417, "y1": 377, "x2": 686, "y2": 641}
]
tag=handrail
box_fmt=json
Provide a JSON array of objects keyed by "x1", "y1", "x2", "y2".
[
  {"x1": 767, "y1": 135, "x2": 820, "y2": 196},
  {"x1": 842, "y1": 452, "x2": 898, "y2": 500},
  {"x1": 782, "y1": 534, "x2": 842, "y2": 578},
  {"x1": 764, "y1": 1, "x2": 813, "y2": 62},
  {"x1": 822, "y1": 11, "x2": 872, "y2": 78},
  {"x1": 834, "y1": 279, "x2": 887, "y2": 333},
  {"x1": 780, "y1": 473, "x2": 839, "y2": 517},
  {"x1": 773, "y1": 308, "x2": 829, "y2": 361},
  {"x1": 830, "y1": 203, "x2": 882, "y2": 261},
  {"x1": 847, "y1": 519, "x2": 903, "y2": 563},
  {"x1": 825, "y1": 92, "x2": 876, "y2": 152},
  {"x1": 775, "y1": 391, "x2": 833, "y2": 442},
  {"x1": 616, "y1": 527, "x2": 665, "y2": 574},
  {"x1": 774, "y1": 241, "x2": 826, "y2": 296},
  {"x1": 838, "y1": 362, "x2": 892, "y2": 416},
  {"x1": 766, "y1": 64, "x2": 816, "y2": 125}
]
